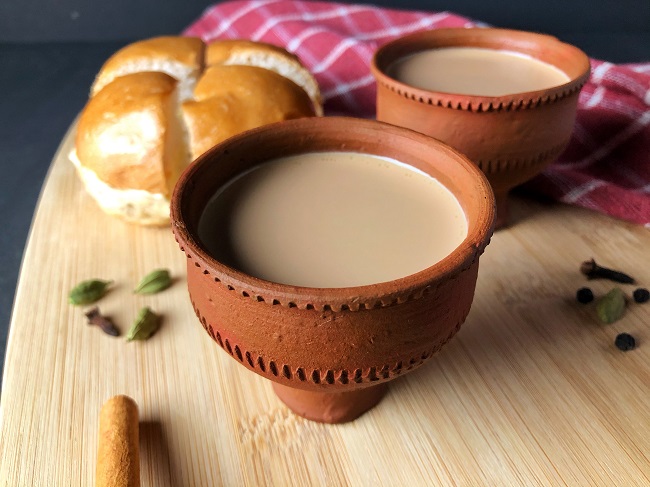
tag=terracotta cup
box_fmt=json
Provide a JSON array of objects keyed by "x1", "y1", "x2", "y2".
[
  {"x1": 371, "y1": 28, "x2": 591, "y2": 228},
  {"x1": 171, "y1": 117, "x2": 495, "y2": 423}
]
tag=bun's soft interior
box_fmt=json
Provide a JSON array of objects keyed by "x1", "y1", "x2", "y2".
[
  {"x1": 69, "y1": 148, "x2": 172, "y2": 226},
  {"x1": 77, "y1": 71, "x2": 190, "y2": 195}
]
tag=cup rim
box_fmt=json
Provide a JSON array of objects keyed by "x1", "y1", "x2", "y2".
[
  {"x1": 371, "y1": 27, "x2": 591, "y2": 113},
  {"x1": 171, "y1": 117, "x2": 495, "y2": 312}
]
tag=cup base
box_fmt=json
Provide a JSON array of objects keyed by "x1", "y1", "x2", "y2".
[{"x1": 272, "y1": 382, "x2": 388, "y2": 424}]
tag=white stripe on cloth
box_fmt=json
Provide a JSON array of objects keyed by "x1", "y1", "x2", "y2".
[
  {"x1": 249, "y1": 4, "x2": 378, "y2": 40},
  {"x1": 612, "y1": 165, "x2": 650, "y2": 193},
  {"x1": 597, "y1": 70, "x2": 650, "y2": 99},
  {"x1": 336, "y1": 4, "x2": 366, "y2": 36},
  {"x1": 561, "y1": 180, "x2": 607, "y2": 203},
  {"x1": 255, "y1": 6, "x2": 452, "y2": 48},
  {"x1": 263, "y1": 10, "x2": 320, "y2": 67},
  {"x1": 322, "y1": 74, "x2": 375, "y2": 100},
  {"x1": 311, "y1": 38, "x2": 373, "y2": 74},
  {"x1": 202, "y1": 0, "x2": 281, "y2": 39},
  {"x1": 631, "y1": 65, "x2": 650, "y2": 74},
  {"x1": 572, "y1": 110, "x2": 650, "y2": 168},
  {"x1": 286, "y1": 26, "x2": 331, "y2": 52},
  {"x1": 584, "y1": 86, "x2": 606, "y2": 108},
  {"x1": 591, "y1": 62, "x2": 614, "y2": 83},
  {"x1": 372, "y1": 5, "x2": 396, "y2": 29},
  {"x1": 351, "y1": 12, "x2": 453, "y2": 41},
  {"x1": 537, "y1": 167, "x2": 582, "y2": 194},
  {"x1": 253, "y1": 6, "x2": 365, "y2": 112}
]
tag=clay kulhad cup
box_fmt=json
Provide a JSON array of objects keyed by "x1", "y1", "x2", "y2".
[
  {"x1": 371, "y1": 28, "x2": 591, "y2": 228},
  {"x1": 171, "y1": 117, "x2": 495, "y2": 423}
]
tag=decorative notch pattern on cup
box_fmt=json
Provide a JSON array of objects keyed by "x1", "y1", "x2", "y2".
[
  {"x1": 476, "y1": 141, "x2": 569, "y2": 173},
  {"x1": 174, "y1": 236, "x2": 484, "y2": 312},
  {"x1": 378, "y1": 79, "x2": 586, "y2": 113},
  {"x1": 191, "y1": 298, "x2": 465, "y2": 386}
]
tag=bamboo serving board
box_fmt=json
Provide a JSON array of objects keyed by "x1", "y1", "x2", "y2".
[{"x1": 1, "y1": 123, "x2": 649, "y2": 486}]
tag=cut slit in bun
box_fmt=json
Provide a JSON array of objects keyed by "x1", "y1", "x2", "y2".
[
  {"x1": 183, "y1": 64, "x2": 316, "y2": 161},
  {"x1": 73, "y1": 37, "x2": 322, "y2": 226},
  {"x1": 90, "y1": 36, "x2": 205, "y2": 102},
  {"x1": 205, "y1": 40, "x2": 323, "y2": 116}
]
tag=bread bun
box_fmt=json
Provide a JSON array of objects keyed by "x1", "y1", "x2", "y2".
[
  {"x1": 182, "y1": 65, "x2": 315, "y2": 160},
  {"x1": 91, "y1": 36, "x2": 204, "y2": 101},
  {"x1": 73, "y1": 37, "x2": 321, "y2": 225},
  {"x1": 205, "y1": 40, "x2": 323, "y2": 115}
]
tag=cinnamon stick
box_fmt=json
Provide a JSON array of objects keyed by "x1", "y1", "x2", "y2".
[{"x1": 96, "y1": 395, "x2": 140, "y2": 487}]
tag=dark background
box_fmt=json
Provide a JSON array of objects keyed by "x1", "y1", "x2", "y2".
[{"x1": 1, "y1": 0, "x2": 648, "y2": 375}]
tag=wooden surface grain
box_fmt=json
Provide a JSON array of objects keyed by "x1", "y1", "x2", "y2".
[{"x1": 1, "y1": 124, "x2": 649, "y2": 486}]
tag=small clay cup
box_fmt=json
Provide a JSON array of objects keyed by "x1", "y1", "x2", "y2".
[
  {"x1": 371, "y1": 28, "x2": 591, "y2": 228},
  {"x1": 171, "y1": 117, "x2": 495, "y2": 423}
]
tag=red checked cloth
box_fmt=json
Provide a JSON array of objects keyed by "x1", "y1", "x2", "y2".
[{"x1": 185, "y1": 0, "x2": 650, "y2": 226}]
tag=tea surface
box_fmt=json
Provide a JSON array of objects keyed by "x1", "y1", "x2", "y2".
[
  {"x1": 198, "y1": 152, "x2": 468, "y2": 287},
  {"x1": 389, "y1": 47, "x2": 570, "y2": 96}
]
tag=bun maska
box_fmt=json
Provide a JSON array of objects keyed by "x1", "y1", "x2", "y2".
[{"x1": 72, "y1": 36, "x2": 322, "y2": 225}]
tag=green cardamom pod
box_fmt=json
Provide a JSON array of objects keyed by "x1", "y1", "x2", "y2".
[
  {"x1": 133, "y1": 269, "x2": 172, "y2": 294},
  {"x1": 68, "y1": 279, "x2": 112, "y2": 305},
  {"x1": 596, "y1": 287, "x2": 626, "y2": 324},
  {"x1": 126, "y1": 307, "x2": 160, "y2": 341}
]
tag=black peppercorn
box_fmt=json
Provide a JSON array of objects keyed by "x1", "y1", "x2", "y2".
[
  {"x1": 633, "y1": 288, "x2": 649, "y2": 304},
  {"x1": 576, "y1": 287, "x2": 594, "y2": 304},
  {"x1": 615, "y1": 333, "x2": 636, "y2": 351}
]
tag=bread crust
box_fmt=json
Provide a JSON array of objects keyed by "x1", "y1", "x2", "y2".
[
  {"x1": 206, "y1": 39, "x2": 323, "y2": 115},
  {"x1": 70, "y1": 148, "x2": 171, "y2": 226},
  {"x1": 183, "y1": 65, "x2": 315, "y2": 160},
  {"x1": 77, "y1": 72, "x2": 180, "y2": 195},
  {"x1": 91, "y1": 36, "x2": 205, "y2": 97}
]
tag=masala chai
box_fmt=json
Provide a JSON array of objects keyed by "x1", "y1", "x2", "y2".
[
  {"x1": 388, "y1": 47, "x2": 571, "y2": 96},
  {"x1": 198, "y1": 151, "x2": 468, "y2": 288}
]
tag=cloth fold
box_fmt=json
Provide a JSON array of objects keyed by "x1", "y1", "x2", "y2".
[{"x1": 185, "y1": 0, "x2": 650, "y2": 226}]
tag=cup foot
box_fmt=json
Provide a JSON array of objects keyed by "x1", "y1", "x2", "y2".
[{"x1": 272, "y1": 382, "x2": 388, "y2": 424}]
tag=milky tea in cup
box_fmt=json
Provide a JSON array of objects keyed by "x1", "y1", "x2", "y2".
[{"x1": 198, "y1": 151, "x2": 468, "y2": 288}]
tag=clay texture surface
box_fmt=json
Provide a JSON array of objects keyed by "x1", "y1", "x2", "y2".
[
  {"x1": 171, "y1": 117, "x2": 496, "y2": 422},
  {"x1": 371, "y1": 28, "x2": 590, "y2": 227}
]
